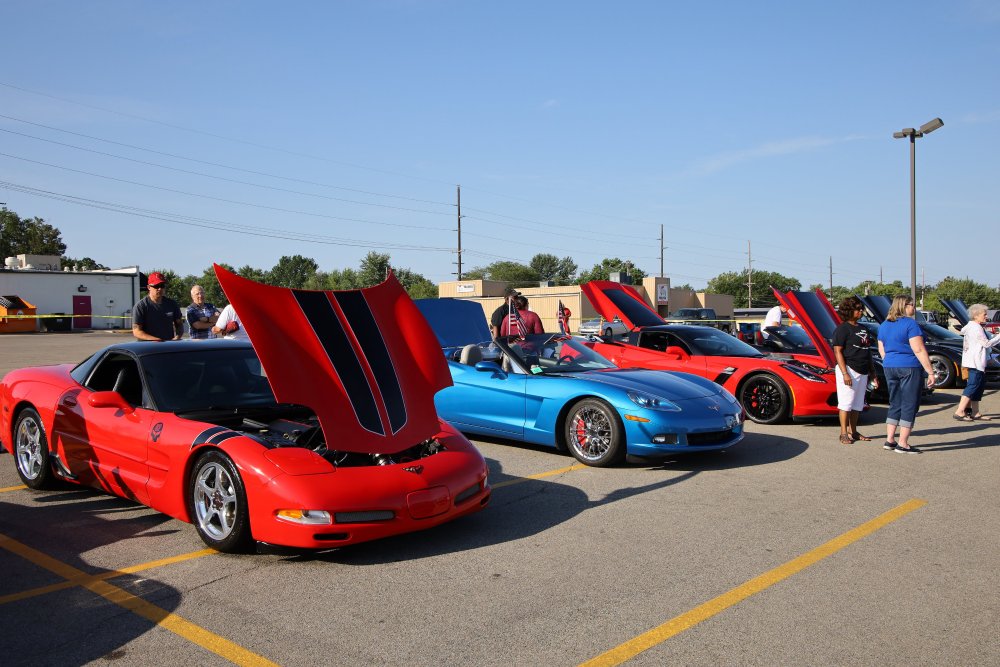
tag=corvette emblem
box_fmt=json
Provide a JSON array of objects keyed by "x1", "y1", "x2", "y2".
[
  {"x1": 707, "y1": 403, "x2": 720, "y2": 412},
  {"x1": 403, "y1": 465, "x2": 424, "y2": 474},
  {"x1": 151, "y1": 422, "x2": 163, "y2": 442}
]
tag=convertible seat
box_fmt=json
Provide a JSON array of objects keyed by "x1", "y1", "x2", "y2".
[{"x1": 459, "y1": 344, "x2": 482, "y2": 366}]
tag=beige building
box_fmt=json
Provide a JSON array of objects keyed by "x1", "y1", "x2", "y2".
[{"x1": 437, "y1": 277, "x2": 734, "y2": 333}]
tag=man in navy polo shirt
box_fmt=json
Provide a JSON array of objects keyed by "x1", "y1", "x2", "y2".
[{"x1": 132, "y1": 272, "x2": 183, "y2": 341}]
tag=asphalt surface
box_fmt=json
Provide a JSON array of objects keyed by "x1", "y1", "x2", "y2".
[{"x1": 1, "y1": 332, "x2": 998, "y2": 666}]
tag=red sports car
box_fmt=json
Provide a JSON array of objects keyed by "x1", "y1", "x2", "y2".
[
  {"x1": 0, "y1": 267, "x2": 490, "y2": 553},
  {"x1": 579, "y1": 281, "x2": 838, "y2": 424}
]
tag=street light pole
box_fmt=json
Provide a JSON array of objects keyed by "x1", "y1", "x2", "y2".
[{"x1": 893, "y1": 118, "x2": 943, "y2": 306}]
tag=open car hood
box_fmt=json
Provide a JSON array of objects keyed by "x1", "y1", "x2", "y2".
[
  {"x1": 939, "y1": 298, "x2": 970, "y2": 326},
  {"x1": 771, "y1": 288, "x2": 837, "y2": 368},
  {"x1": 579, "y1": 281, "x2": 664, "y2": 330},
  {"x1": 413, "y1": 298, "x2": 492, "y2": 348},
  {"x1": 215, "y1": 265, "x2": 452, "y2": 455},
  {"x1": 857, "y1": 295, "x2": 890, "y2": 323}
]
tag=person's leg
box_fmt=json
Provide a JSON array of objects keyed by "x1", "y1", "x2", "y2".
[
  {"x1": 968, "y1": 370, "x2": 991, "y2": 419},
  {"x1": 836, "y1": 367, "x2": 853, "y2": 440},
  {"x1": 849, "y1": 372, "x2": 870, "y2": 439},
  {"x1": 954, "y1": 395, "x2": 972, "y2": 418},
  {"x1": 955, "y1": 368, "x2": 979, "y2": 418},
  {"x1": 895, "y1": 369, "x2": 922, "y2": 451},
  {"x1": 885, "y1": 367, "x2": 902, "y2": 445},
  {"x1": 839, "y1": 410, "x2": 851, "y2": 441}
]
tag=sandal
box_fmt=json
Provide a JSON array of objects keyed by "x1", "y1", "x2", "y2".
[
  {"x1": 839, "y1": 433, "x2": 853, "y2": 444},
  {"x1": 972, "y1": 414, "x2": 994, "y2": 421},
  {"x1": 953, "y1": 414, "x2": 974, "y2": 422},
  {"x1": 851, "y1": 433, "x2": 872, "y2": 441}
]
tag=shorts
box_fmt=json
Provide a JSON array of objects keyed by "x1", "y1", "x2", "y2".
[
  {"x1": 835, "y1": 366, "x2": 868, "y2": 412},
  {"x1": 962, "y1": 368, "x2": 986, "y2": 401}
]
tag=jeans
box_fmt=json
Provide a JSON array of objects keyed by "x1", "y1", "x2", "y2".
[
  {"x1": 885, "y1": 366, "x2": 923, "y2": 428},
  {"x1": 962, "y1": 368, "x2": 986, "y2": 401}
]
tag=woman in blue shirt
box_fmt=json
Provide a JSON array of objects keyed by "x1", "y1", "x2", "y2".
[{"x1": 877, "y1": 295, "x2": 936, "y2": 453}]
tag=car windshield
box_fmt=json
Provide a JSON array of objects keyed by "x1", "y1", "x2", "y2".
[
  {"x1": 921, "y1": 322, "x2": 962, "y2": 340},
  {"x1": 142, "y1": 348, "x2": 278, "y2": 413},
  {"x1": 679, "y1": 327, "x2": 764, "y2": 357},
  {"x1": 766, "y1": 325, "x2": 816, "y2": 351},
  {"x1": 499, "y1": 334, "x2": 617, "y2": 374}
]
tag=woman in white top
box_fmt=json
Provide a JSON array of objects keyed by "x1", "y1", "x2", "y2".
[{"x1": 953, "y1": 303, "x2": 1000, "y2": 421}]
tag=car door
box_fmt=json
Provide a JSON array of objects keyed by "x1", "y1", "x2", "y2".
[
  {"x1": 53, "y1": 351, "x2": 153, "y2": 504},
  {"x1": 435, "y1": 361, "x2": 527, "y2": 438}
]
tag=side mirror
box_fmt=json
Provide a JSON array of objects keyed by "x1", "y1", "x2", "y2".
[
  {"x1": 664, "y1": 345, "x2": 689, "y2": 360},
  {"x1": 88, "y1": 391, "x2": 134, "y2": 413},
  {"x1": 474, "y1": 361, "x2": 503, "y2": 373}
]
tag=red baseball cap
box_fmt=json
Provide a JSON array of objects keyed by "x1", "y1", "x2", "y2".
[{"x1": 147, "y1": 272, "x2": 167, "y2": 287}]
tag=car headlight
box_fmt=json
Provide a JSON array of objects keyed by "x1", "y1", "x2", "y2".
[
  {"x1": 781, "y1": 364, "x2": 826, "y2": 383},
  {"x1": 627, "y1": 390, "x2": 681, "y2": 411}
]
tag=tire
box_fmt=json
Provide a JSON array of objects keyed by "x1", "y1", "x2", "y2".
[
  {"x1": 738, "y1": 374, "x2": 790, "y2": 425},
  {"x1": 13, "y1": 407, "x2": 57, "y2": 489},
  {"x1": 929, "y1": 354, "x2": 956, "y2": 389},
  {"x1": 188, "y1": 451, "x2": 252, "y2": 553},
  {"x1": 564, "y1": 398, "x2": 625, "y2": 467}
]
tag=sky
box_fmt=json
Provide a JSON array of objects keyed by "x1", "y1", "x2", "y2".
[{"x1": 2, "y1": 1, "x2": 999, "y2": 293}]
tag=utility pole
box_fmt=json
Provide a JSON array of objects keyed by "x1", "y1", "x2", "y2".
[
  {"x1": 920, "y1": 268, "x2": 925, "y2": 308},
  {"x1": 880, "y1": 266, "x2": 883, "y2": 284},
  {"x1": 746, "y1": 240, "x2": 753, "y2": 308},
  {"x1": 829, "y1": 256, "x2": 833, "y2": 294},
  {"x1": 659, "y1": 224, "x2": 664, "y2": 278},
  {"x1": 455, "y1": 185, "x2": 463, "y2": 280}
]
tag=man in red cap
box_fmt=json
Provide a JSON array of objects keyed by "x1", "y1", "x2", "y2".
[{"x1": 132, "y1": 272, "x2": 183, "y2": 341}]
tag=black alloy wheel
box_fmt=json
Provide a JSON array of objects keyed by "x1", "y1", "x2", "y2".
[{"x1": 738, "y1": 374, "x2": 790, "y2": 425}]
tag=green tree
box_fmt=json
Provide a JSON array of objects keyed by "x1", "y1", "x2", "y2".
[
  {"x1": 1, "y1": 208, "x2": 67, "y2": 258},
  {"x1": 145, "y1": 269, "x2": 185, "y2": 303},
  {"x1": 236, "y1": 264, "x2": 269, "y2": 283},
  {"x1": 267, "y1": 255, "x2": 318, "y2": 288},
  {"x1": 529, "y1": 253, "x2": 577, "y2": 284},
  {"x1": 464, "y1": 260, "x2": 539, "y2": 286},
  {"x1": 707, "y1": 270, "x2": 800, "y2": 308},
  {"x1": 932, "y1": 276, "x2": 998, "y2": 308},
  {"x1": 576, "y1": 258, "x2": 647, "y2": 284}
]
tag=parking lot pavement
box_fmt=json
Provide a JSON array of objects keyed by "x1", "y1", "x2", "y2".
[{"x1": 1, "y1": 333, "x2": 999, "y2": 666}]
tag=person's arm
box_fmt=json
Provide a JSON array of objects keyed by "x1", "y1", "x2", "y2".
[
  {"x1": 834, "y1": 346, "x2": 852, "y2": 386},
  {"x1": 132, "y1": 302, "x2": 163, "y2": 341},
  {"x1": 172, "y1": 315, "x2": 184, "y2": 340},
  {"x1": 132, "y1": 324, "x2": 162, "y2": 341},
  {"x1": 908, "y1": 335, "x2": 936, "y2": 388},
  {"x1": 877, "y1": 340, "x2": 886, "y2": 360}
]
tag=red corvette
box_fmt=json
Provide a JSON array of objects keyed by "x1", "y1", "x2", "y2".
[
  {"x1": 0, "y1": 268, "x2": 490, "y2": 553},
  {"x1": 579, "y1": 281, "x2": 838, "y2": 424}
]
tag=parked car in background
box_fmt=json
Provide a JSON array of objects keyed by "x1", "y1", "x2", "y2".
[
  {"x1": 664, "y1": 308, "x2": 733, "y2": 333},
  {"x1": 578, "y1": 316, "x2": 629, "y2": 338},
  {"x1": 414, "y1": 298, "x2": 744, "y2": 467},
  {"x1": 580, "y1": 281, "x2": 839, "y2": 425},
  {"x1": 858, "y1": 294, "x2": 1000, "y2": 388},
  {"x1": 940, "y1": 298, "x2": 1000, "y2": 337}
]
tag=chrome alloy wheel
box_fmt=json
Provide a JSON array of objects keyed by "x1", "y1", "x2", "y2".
[
  {"x1": 15, "y1": 414, "x2": 45, "y2": 481},
  {"x1": 570, "y1": 406, "x2": 613, "y2": 462},
  {"x1": 192, "y1": 462, "x2": 239, "y2": 541}
]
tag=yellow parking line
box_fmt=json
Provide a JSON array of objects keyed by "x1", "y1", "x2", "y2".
[
  {"x1": 0, "y1": 534, "x2": 278, "y2": 666},
  {"x1": 579, "y1": 498, "x2": 927, "y2": 667},
  {"x1": 0, "y1": 547, "x2": 216, "y2": 605},
  {"x1": 493, "y1": 463, "x2": 587, "y2": 489},
  {"x1": 0, "y1": 484, "x2": 27, "y2": 493}
]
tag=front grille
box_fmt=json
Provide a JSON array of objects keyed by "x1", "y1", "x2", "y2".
[
  {"x1": 688, "y1": 428, "x2": 736, "y2": 446},
  {"x1": 455, "y1": 482, "x2": 482, "y2": 505}
]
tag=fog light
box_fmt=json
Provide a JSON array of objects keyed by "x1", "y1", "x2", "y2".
[
  {"x1": 276, "y1": 509, "x2": 332, "y2": 525},
  {"x1": 652, "y1": 434, "x2": 678, "y2": 444}
]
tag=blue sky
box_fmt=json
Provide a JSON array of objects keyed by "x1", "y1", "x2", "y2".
[{"x1": 2, "y1": 1, "x2": 998, "y2": 292}]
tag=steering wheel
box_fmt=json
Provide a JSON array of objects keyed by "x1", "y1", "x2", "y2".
[{"x1": 556, "y1": 355, "x2": 575, "y2": 366}]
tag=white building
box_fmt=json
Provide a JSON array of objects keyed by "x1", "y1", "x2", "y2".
[{"x1": 1, "y1": 255, "x2": 140, "y2": 331}]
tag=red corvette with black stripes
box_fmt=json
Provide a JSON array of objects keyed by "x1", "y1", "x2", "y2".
[
  {"x1": 580, "y1": 280, "x2": 839, "y2": 424},
  {"x1": 0, "y1": 267, "x2": 490, "y2": 552}
]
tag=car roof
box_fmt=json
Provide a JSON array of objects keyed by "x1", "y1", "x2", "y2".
[{"x1": 106, "y1": 339, "x2": 253, "y2": 357}]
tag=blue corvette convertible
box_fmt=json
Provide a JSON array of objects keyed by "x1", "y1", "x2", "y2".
[{"x1": 415, "y1": 299, "x2": 744, "y2": 467}]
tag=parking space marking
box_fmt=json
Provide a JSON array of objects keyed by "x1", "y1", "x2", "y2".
[
  {"x1": 1, "y1": 484, "x2": 27, "y2": 493},
  {"x1": 492, "y1": 463, "x2": 587, "y2": 489},
  {"x1": 0, "y1": 533, "x2": 278, "y2": 666},
  {"x1": 0, "y1": 547, "x2": 216, "y2": 605},
  {"x1": 579, "y1": 498, "x2": 927, "y2": 667}
]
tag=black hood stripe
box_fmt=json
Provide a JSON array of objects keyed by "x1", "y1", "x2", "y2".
[
  {"x1": 334, "y1": 290, "x2": 406, "y2": 434},
  {"x1": 293, "y1": 290, "x2": 384, "y2": 435},
  {"x1": 192, "y1": 426, "x2": 241, "y2": 448}
]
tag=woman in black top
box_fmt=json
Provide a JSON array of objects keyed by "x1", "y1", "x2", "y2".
[{"x1": 832, "y1": 296, "x2": 873, "y2": 444}]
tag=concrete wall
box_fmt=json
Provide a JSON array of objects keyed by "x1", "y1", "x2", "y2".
[{"x1": 0, "y1": 268, "x2": 140, "y2": 331}]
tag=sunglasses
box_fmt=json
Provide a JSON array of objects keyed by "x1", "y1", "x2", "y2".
[{"x1": 149, "y1": 284, "x2": 166, "y2": 289}]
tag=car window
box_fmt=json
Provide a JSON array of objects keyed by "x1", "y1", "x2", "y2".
[
  {"x1": 85, "y1": 351, "x2": 148, "y2": 408},
  {"x1": 142, "y1": 348, "x2": 277, "y2": 412}
]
